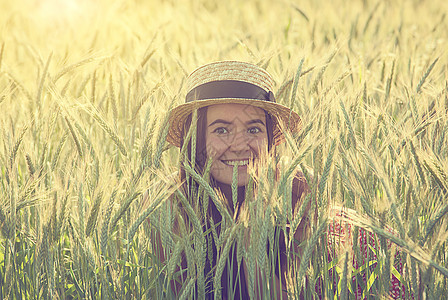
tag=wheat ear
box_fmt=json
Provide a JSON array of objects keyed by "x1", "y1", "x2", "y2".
[
  {"x1": 36, "y1": 52, "x2": 52, "y2": 107},
  {"x1": 64, "y1": 116, "x2": 83, "y2": 158},
  {"x1": 0, "y1": 42, "x2": 4, "y2": 71},
  {"x1": 89, "y1": 109, "x2": 127, "y2": 156},
  {"x1": 85, "y1": 192, "x2": 103, "y2": 238},
  {"x1": 100, "y1": 190, "x2": 117, "y2": 256},
  {"x1": 416, "y1": 58, "x2": 439, "y2": 94}
]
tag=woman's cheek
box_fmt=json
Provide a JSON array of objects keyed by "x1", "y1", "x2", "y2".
[
  {"x1": 249, "y1": 135, "x2": 267, "y2": 154},
  {"x1": 207, "y1": 136, "x2": 228, "y2": 157},
  {"x1": 206, "y1": 139, "x2": 222, "y2": 161}
]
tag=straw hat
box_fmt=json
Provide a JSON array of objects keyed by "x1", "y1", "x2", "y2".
[{"x1": 166, "y1": 61, "x2": 302, "y2": 147}]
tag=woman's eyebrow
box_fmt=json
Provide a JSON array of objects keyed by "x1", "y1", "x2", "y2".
[
  {"x1": 246, "y1": 119, "x2": 265, "y2": 126},
  {"x1": 208, "y1": 119, "x2": 232, "y2": 127},
  {"x1": 208, "y1": 118, "x2": 265, "y2": 127}
]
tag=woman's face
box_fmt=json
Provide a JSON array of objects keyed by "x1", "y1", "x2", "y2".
[{"x1": 206, "y1": 103, "x2": 268, "y2": 186}]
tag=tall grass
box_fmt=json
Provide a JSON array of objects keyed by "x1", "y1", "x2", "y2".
[{"x1": 1, "y1": 0, "x2": 448, "y2": 298}]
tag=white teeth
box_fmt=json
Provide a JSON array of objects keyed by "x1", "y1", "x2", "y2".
[{"x1": 222, "y1": 160, "x2": 249, "y2": 166}]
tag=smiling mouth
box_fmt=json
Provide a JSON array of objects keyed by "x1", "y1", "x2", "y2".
[{"x1": 221, "y1": 159, "x2": 250, "y2": 166}]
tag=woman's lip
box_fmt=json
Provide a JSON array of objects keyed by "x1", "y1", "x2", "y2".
[{"x1": 221, "y1": 159, "x2": 251, "y2": 166}]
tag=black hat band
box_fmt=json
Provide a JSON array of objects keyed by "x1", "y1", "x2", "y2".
[{"x1": 185, "y1": 80, "x2": 275, "y2": 103}]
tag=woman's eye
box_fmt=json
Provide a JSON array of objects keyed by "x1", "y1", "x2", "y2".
[
  {"x1": 248, "y1": 127, "x2": 261, "y2": 134},
  {"x1": 213, "y1": 127, "x2": 228, "y2": 134}
]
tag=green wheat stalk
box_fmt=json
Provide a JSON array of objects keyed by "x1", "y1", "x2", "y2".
[
  {"x1": 179, "y1": 277, "x2": 196, "y2": 300},
  {"x1": 109, "y1": 191, "x2": 141, "y2": 234},
  {"x1": 64, "y1": 116, "x2": 83, "y2": 158},
  {"x1": 317, "y1": 139, "x2": 336, "y2": 206},
  {"x1": 36, "y1": 52, "x2": 52, "y2": 107},
  {"x1": 423, "y1": 158, "x2": 447, "y2": 194},
  {"x1": 183, "y1": 162, "x2": 232, "y2": 224},
  {"x1": 0, "y1": 42, "x2": 4, "y2": 71},
  {"x1": 88, "y1": 107, "x2": 127, "y2": 156},
  {"x1": 362, "y1": 2, "x2": 380, "y2": 34},
  {"x1": 214, "y1": 224, "x2": 239, "y2": 299},
  {"x1": 124, "y1": 192, "x2": 170, "y2": 293},
  {"x1": 289, "y1": 58, "x2": 305, "y2": 111},
  {"x1": 410, "y1": 257, "x2": 419, "y2": 297},
  {"x1": 100, "y1": 190, "x2": 117, "y2": 256},
  {"x1": 289, "y1": 193, "x2": 312, "y2": 250},
  {"x1": 384, "y1": 60, "x2": 395, "y2": 101},
  {"x1": 416, "y1": 58, "x2": 439, "y2": 94},
  {"x1": 175, "y1": 188, "x2": 206, "y2": 298},
  {"x1": 51, "y1": 133, "x2": 68, "y2": 170},
  {"x1": 232, "y1": 163, "x2": 238, "y2": 210},
  {"x1": 109, "y1": 74, "x2": 118, "y2": 123},
  {"x1": 56, "y1": 194, "x2": 69, "y2": 242},
  {"x1": 420, "y1": 200, "x2": 448, "y2": 247},
  {"x1": 53, "y1": 56, "x2": 106, "y2": 82},
  {"x1": 4, "y1": 71, "x2": 33, "y2": 101},
  {"x1": 277, "y1": 144, "x2": 312, "y2": 197},
  {"x1": 311, "y1": 50, "x2": 337, "y2": 94},
  {"x1": 340, "y1": 100, "x2": 357, "y2": 148},
  {"x1": 296, "y1": 217, "x2": 328, "y2": 291},
  {"x1": 408, "y1": 140, "x2": 426, "y2": 186},
  {"x1": 167, "y1": 240, "x2": 183, "y2": 278},
  {"x1": 85, "y1": 191, "x2": 103, "y2": 238},
  {"x1": 10, "y1": 124, "x2": 28, "y2": 169},
  {"x1": 141, "y1": 114, "x2": 158, "y2": 164},
  {"x1": 25, "y1": 153, "x2": 35, "y2": 176},
  {"x1": 76, "y1": 74, "x2": 91, "y2": 97},
  {"x1": 337, "y1": 252, "x2": 349, "y2": 299},
  {"x1": 153, "y1": 103, "x2": 172, "y2": 168},
  {"x1": 90, "y1": 70, "x2": 96, "y2": 103}
]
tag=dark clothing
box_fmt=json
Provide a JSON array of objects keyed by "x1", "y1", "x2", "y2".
[
  {"x1": 200, "y1": 172, "x2": 310, "y2": 299},
  {"x1": 202, "y1": 231, "x2": 249, "y2": 299},
  {"x1": 170, "y1": 172, "x2": 310, "y2": 299}
]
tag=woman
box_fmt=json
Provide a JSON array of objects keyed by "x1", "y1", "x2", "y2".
[
  {"x1": 151, "y1": 61, "x2": 406, "y2": 299},
  {"x1": 153, "y1": 61, "x2": 311, "y2": 299}
]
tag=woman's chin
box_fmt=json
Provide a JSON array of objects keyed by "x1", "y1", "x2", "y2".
[{"x1": 212, "y1": 174, "x2": 249, "y2": 187}]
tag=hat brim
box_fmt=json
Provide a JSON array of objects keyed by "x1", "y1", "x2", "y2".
[{"x1": 166, "y1": 98, "x2": 302, "y2": 147}]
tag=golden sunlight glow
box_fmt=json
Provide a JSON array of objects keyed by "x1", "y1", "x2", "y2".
[
  {"x1": 1, "y1": 0, "x2": 448, "y2": 299},
  {"x1": 34, "y1": 0, "x2": 89, "y2": 23}
]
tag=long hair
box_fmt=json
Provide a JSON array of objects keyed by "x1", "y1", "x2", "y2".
[
  {"x1": 176, "y1": 106, "x2": 279, "y2": 298},
  {"x1": 179, "y1": 107, "x2": 209, "y2": 195}
]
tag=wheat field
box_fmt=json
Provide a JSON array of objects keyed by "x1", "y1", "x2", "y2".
[{"x1": 1, "y1": 0, "x2": 447, "y2": 299}]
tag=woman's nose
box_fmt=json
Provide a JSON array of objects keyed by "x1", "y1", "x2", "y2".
[{"x1": 229, "y1": 131, "x2": 250, "y2": 152}]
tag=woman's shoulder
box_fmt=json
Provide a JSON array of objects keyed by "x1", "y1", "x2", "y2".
[
  {"x1": 291, "y1": 171, "x2": 309, "y2": 197},
  {"x1": 290, "y1": 171, "x2": 311, "y2": 211},
  {"x1": 276, "y1": 157, "x2": 310, "y2": 199}
]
